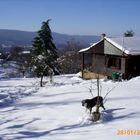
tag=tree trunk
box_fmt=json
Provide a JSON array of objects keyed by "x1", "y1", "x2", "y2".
[
  {"x1": 92, "y1": 74, "x2": 101, "y2": 122},
  {"x1": 96, "y1": 74, "x2": 100, "y2": 113},
  {"x1": 40, "y1": 74, "x2": 43, "y2": 87},
  {"x1": 22, "y1": 71, "x2": 25, "y2": 78}
]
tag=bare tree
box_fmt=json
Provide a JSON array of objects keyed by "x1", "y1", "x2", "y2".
[{"x1": 58, "y1": 39, "x2": 83, "y2": 74}]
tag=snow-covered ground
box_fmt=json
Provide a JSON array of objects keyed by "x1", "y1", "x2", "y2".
[{"x1": 0, "y1": 74, "x2": 140, "y2": 140}]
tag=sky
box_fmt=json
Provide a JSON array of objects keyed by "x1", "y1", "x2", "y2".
[{"x1": 0, "y1": 0, "x2": 140, "y2": 36}]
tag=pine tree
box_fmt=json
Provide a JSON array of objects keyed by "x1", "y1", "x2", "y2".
[
  {"x1": 124, "y1": 30, "x2": 134, "y2": 37},
  {"x1": 31, "y1": 20, "x2": 58, "y2": 87}
]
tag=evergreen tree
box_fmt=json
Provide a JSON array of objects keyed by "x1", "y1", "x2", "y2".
[
  {"x1": 31, "y1": 20, "x2": 58, "y2": 87},
  {"x1": 124, "y1": 30, "x2": 134, "y2": 37}
]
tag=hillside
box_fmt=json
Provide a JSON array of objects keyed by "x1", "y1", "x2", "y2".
[
  {"x1": 0, "y1": 29, "x2": 36, "y2": 46},
  {"x1": 0, "y1": 29, "x2": 100, "y2": 48},
  {"x1": 0, "y1": 74, "x2": 140, "y2": 140}
]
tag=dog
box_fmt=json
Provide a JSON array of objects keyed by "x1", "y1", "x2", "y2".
[{"x1": 81, "y1": 96, "x2": 105, "y2": 114}]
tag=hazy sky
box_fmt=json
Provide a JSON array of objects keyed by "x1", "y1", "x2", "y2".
[{"x1": 0, "y1": 0, "x2": 140, "y2": 36}]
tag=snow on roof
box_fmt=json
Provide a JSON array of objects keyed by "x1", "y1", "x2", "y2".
[
  {"x1": 79, "y1": 40, "x2": 102, "y2": 53},
  {"x1": 105, "y1": 36, "x2": 140, "y2": 55},
  {"x1": 79, "y1": 36, "x2": 140, "y2": 55},
  {"x1": 79, "y1": 45, "x2": 93, "y2": 53}
]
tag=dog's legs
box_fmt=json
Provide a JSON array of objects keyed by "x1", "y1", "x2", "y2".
[
  {"x1": 101, "y1": 103, "x2": 105, "y2": 110},
  {"x1": 89, "y1": 108, "x2": 92, "y2": 114}
]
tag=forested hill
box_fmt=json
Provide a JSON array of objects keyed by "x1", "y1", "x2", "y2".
[{"x1": 0, "y1": 29, "x2": 100, "y2": 48}]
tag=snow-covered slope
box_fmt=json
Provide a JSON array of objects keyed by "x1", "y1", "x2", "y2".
[{"x1": 0, "y1": 75, "x2": 140, "y2": 140}]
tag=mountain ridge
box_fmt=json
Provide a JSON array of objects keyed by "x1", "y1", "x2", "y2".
[{"x1": 0, "y1": 29, "x2": 100, "y2": 48}]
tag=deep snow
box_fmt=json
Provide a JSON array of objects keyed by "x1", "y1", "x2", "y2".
[{"x1": 0, "y1": 74, "x2": 140, "y2": 140}]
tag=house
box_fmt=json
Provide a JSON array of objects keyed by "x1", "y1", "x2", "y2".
[{"x1": 79, "y1": 34, "x2": 140, "y2": 79}]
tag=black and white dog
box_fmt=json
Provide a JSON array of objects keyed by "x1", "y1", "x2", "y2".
[{"x1": 81, "y1": 96, "x2": 105, "y2": 114}]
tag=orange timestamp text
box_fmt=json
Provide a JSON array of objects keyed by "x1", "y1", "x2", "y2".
[{"x1": 117, "y1": 129, "x2": 140, "y2": 135}]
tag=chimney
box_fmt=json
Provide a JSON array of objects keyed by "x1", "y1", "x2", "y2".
[{"x1": 101, "y1": 33, "x2": 106, "y2": 40}]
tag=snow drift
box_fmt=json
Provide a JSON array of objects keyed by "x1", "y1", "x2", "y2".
[{"x1": 0, "y1": 75, "x2": 140, "y2": 140}]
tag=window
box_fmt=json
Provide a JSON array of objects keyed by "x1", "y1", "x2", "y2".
[{"x1": 106, "y1": 56, "x2": 121, "y2": 70}]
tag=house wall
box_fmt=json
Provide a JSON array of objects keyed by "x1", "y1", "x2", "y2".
[
  {"x1": 92, "y1": 53, "x2": 126, "y2": 78},
  {"x1": 104, "y1": 39, "x2": 127, "y2": 78},
  {"x1": 104, "y1": 40, "x2": 124, "y2": 56},
  {"x1": 89, "y1": 40, "x2": 104, "y2": 54},
  {"x1": 92, "y1": 54, "x2": 106, "y2": 75},
  {"x1": 92, "y1": 54, "x2": 140, "y2": 79},
  {"x1": 83, "y1": 53, "x2": 93, "y2": 71},
  {"x1": 127, "y1": 56, "x2": 140, "y2": 78},
  {"x1": 105, "y1": 57, "x2": 126, "y2": 77}
]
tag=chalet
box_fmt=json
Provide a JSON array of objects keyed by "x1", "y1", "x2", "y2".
[{"x1": 79, "y1": 34, "x2": 140, "y2": 80}]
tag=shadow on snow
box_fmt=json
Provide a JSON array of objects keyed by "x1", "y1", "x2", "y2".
[
  {"x1": 101, "y1": 108, "x2": 137, "y2": 123},
  {"x1": 13, "y1": 123, "x2": 91, "y2": 139}
]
